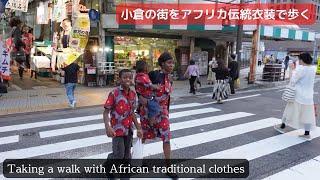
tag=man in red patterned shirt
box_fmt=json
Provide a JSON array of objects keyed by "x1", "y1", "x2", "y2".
[{"x1": 103, "y1": 69, "x2": 143, "y2": 159}]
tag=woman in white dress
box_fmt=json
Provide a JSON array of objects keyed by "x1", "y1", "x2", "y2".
[
  {"x1": 207, "y1": 57, "x2": 217, "y2": 85},
  {"x1": 275, "y1": 52, "x2": 316, "y2": 139}
]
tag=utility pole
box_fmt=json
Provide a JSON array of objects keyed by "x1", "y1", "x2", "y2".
[
  {"x1": 236, "y1": 0, "x2": 244, "y2": 64},
  {"x1": 248, "y1": 0, "x2": 261, "y2": 84}
]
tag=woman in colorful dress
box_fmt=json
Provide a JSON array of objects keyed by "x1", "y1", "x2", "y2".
[
  {"x1": 211, "y1": 60, "x2": 230, "y2": 104},
  {"x1": 138, "y1": 52, "x2": 174, "y2": 160}
]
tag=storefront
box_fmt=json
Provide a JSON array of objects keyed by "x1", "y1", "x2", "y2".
[{"x1": 114, "y1": 36, "x2": 178, "y2": 70}]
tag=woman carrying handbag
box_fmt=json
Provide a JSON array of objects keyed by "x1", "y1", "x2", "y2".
[
  {"x1": 9, "y1": 17, "x2": 26, "y2": 80},
  {"x1": 275, "y1": 52, "x2": 316, "y2": 140}
]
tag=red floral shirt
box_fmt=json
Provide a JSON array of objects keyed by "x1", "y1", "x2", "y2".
[
  {"x1": 104, "y1": 86, "x2": 137, "y2": 137},
  {"x1": 22, "y1": 33, "x2": 33, "y2": 55},
  {"x1": 135, "y1": 72, "x2": 153, "y2": 99}
]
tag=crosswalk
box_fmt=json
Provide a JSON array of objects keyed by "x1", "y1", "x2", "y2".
[{"x1": 0, "y1": 94, "x2": 320, "y2": 179}]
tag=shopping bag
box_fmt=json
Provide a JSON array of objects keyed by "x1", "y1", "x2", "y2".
[
  {"x1": 132, "y1": 138, "x2": 144, "y2": 159},
  {"x1": 282, "y1": 85, "x2": 295, "y2": 102}
]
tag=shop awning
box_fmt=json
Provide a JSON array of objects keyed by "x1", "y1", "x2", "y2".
[{"x1": 102, "y1": 14, "x2": 316, "y2": 42}]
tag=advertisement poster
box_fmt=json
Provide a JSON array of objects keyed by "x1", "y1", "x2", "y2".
[
  {"x1": 70, "y1": 15, "x2": 90, "y2": 51},
  {"x1": 55, "y1": 1, "x2": 90, "y2": 67}
]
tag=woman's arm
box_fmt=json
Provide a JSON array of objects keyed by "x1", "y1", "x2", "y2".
[{"x1": 290, "y1": 67, "x2": 303, "y2": 86}]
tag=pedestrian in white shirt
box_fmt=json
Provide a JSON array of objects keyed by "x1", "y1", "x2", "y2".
[
  {"x1": 207, "y1": 57, "x2": 217, "y2": 85},
  {"x1": 184, "y1": 60, "x2": 200, "y2": 95},
  {"x1": 275, "y1": 52, "x2": 316, "y2": 139}
]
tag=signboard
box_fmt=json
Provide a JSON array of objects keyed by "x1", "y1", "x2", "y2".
[
  {"x1": 36, "y1": 1, "x2": 49, "y2": 24},
  {"x1": 317, "y1": 57, "x2": 320, "y2": 75},
  {"x1": 5, "y1": 0, "x2": 29, "y2": 12},
  {"x1": 0, "y1": 41, "x2": 11, "y2": 80}
]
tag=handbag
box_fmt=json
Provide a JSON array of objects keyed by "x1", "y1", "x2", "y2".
[
  {"x1": 282, "y1": 85, "x2": 295, "y2": 102},
  {"x1": 10, "y1": 49, "x2": 26, "y2": 64}
]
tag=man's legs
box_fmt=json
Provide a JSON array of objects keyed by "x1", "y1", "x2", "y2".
[
  {"x1": 71, "y1": 83, "x2": 76, "y2": 107},
  {"x1": 190, "y1": 76, "x2": 197, "y2": 94},
  {"x1": 18, "y1": 64, "x2": 24, "y2": 79},
  {"x1": 124, "y1": 130, "x2": 133, "y2": 159},
  {"x1": 111, "y1": 137, "x2": 125, "y2": 159},
  {"x1": 65, "y1": 83, "x2": 74, "y2": 105},
  {"x1": 230, "y1": 79, "x2": 235, "y2": 94}
]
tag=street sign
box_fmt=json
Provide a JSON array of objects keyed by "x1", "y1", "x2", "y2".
[
  {"x1": 88, "y1": 9, "x2": 99, "y2": 21},
  {"x1": 317, "y1": 57, "x2": 320, "y2": 75}
]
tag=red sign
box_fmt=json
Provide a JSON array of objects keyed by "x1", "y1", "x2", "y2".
[{"x1": 116, "y1": 3, "x2": 316, "y2": 25}]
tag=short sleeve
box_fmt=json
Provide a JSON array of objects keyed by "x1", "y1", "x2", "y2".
[
  {"x1": 104, "y1": 91, "x2": 115, "y2": 109},
  {"x1": 136, "y1": 74, "x2": 152, "y2": 87}
]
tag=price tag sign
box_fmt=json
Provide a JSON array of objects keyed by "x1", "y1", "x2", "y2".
[{"x1": 6, "y1": 0, "x2": 29, "y2": 12}]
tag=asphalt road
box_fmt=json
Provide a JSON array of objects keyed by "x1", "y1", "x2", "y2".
[{"x1": 0, "y1": 83, "x2": 320, "y2": 180}]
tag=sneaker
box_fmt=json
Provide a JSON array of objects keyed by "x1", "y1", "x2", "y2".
[
  {"x1": 274, "y1": 124, "x2": 287, "y2": 134},
  {"x1": 298, "y1": 134, "x2": 311, "y2": 141},
  {"x1": 72, "y1": 101, "x2": 76, "y2": 108}
]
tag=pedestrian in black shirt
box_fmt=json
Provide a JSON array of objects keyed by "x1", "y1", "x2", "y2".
[
  {"x1": 284, "y1": 54, "x2": 290, "y2": 71},
  {"x1": 212, "y1": 60, "x2": 230, "y2": 104},
  {"x1": 62, "y1": 62, "x2": 80, "y2": 108},
  {"x1": 228, "y1": 54, "x2": 239, "y2": 94}
]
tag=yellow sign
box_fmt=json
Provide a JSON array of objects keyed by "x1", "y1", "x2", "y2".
[
  {"x1": 317, "y1": 58, "x2": 320, "y2": 75},
  {"x1": 65, "y1": 52, "x2": 81, "y2": 65}
]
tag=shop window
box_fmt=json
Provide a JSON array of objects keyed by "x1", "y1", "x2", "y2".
[{"x1": 114, "y1": 36, "x2": 177, "y2": 71}]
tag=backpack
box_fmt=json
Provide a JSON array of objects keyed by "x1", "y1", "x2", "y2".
[{"x1": 148, "y1": 70, "x2": 171, "y2": 111}]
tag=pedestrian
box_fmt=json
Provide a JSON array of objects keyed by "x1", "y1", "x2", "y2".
[
  {"x1": 184, "y1": 60, "x2": 200, "y2": 95},
  {"x1": 275, "y1": 52, "x2": 316, "y2": 140},
  {"x1": 62, "y1": 62, "x2": 80, "y2": 108},
  {"x1": 138, "y1": 52, "x2": 174, "y2": 165},
  {"x1": 30, "y1": 57, "x2": 37, "y2": 79},
  {"x1": 22, "y1": 25, "x2": 33, "y2": 70},
  {"x1": 207, "y1": 57, "x2": 217, "y2": 85},
  {"x1": 258, "y1": 58, "x2": 262, "y2": 66},
  {"x1": 103, "y1": 69, "x2": 143, "y2": 160},
  {"x1": 270, "y1": 54, "x2": 275, "y2": 64},
  {"x1": 9, "y1": 17, "x2": 25, "y2": 80},
  {"x1": 228, "y1": 54, "x2": 239, "y2": 94},
  {"x1": 135, "y1": 60, "x2": 161, "y2": 128},
  {"x1": 284, "y1": 53, "x2": 290, "y2": 71},
  {"x1": 212, "y1": 60, "x2": 230, "y2": 104}
]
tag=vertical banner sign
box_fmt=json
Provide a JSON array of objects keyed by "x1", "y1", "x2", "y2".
[
  {"x1": 53, "y1": 0, "x2": 65, "y2": 22},
  {"x1": 62, "y1": 0, "x2": 90, "y2": 65},
  {"x1": 5, "y1": 0, "x2": 29, "y2": 12},
  {"x1": 0, "y1": 41, "x2": 11, "y2": 80},
  {"x1": 317, "y1": 57, "x2": 320, "y2": 75}
]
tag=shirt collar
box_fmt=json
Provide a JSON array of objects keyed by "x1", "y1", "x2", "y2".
[{"x1": 119, "y1": 85, "x2": 132, "y2": 92}]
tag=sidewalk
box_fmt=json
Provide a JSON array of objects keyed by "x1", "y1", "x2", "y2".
[{"x1": 0, "y1": 65, "x2": 298, "y2": 116}]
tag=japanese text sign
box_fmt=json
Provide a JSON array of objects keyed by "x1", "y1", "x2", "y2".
[{"x1": 116, "y1": 3, "x2": 316, "y2": 25}]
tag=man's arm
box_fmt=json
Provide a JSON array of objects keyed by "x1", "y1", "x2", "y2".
[{"x1": 103, "y1": 109, "x2": 115, "y2": 137}]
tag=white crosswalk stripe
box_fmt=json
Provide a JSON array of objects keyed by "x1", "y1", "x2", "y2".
[
  {"x1": 1, "y1": 96, "x2": 320, "y2": 179},
  {"x1": 263, "y1": 158, "x2": 320, "y2": 179}
]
